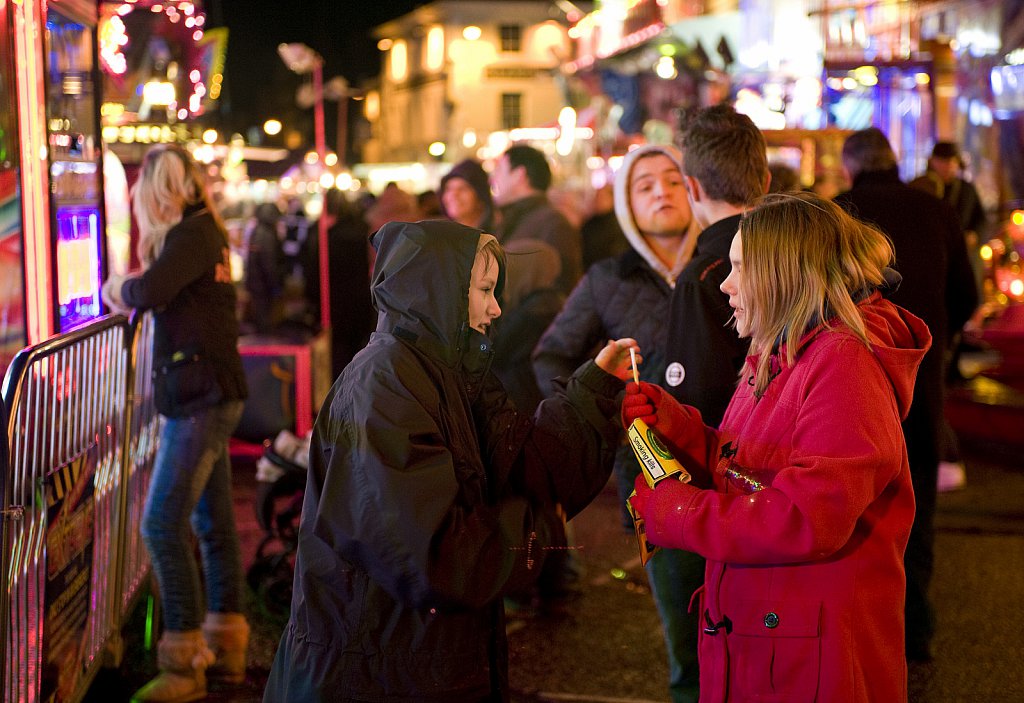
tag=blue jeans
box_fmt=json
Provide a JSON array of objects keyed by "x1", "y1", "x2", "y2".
[{"x1": 142, "y1": 400, "x2": 245, "y2": 631}]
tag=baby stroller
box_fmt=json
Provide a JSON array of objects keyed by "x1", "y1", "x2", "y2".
[{"x1": 247, "y1": 430, "x2": 309, "y2": 618}]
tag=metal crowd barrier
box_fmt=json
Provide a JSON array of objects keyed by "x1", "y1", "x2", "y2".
[
  {"x1": 0, "y1": 311, "x2": 157, "y2": 703},
  {"x1": 114, "y1": 311, "x2": 160, "y2": 633}
]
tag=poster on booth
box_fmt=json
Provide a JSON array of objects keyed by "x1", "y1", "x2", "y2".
[{"x1": 40, "y1": 444, "x2": 98, "y2": 703}]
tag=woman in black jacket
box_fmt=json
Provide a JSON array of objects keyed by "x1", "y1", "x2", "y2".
[
  {"x1": 102, "y1": 144, "x2": 249, "y2": 702},
  {"x1": 264, "y1": 219, "x2": 638, "y2": 702}
]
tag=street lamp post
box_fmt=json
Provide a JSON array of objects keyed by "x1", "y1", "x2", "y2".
[
  {"x1": 323, "y1": 76, "x2": 351, "y2": 169},
  {"x1": 278, "y1": 42, "x2": 330, "y2": 331}
]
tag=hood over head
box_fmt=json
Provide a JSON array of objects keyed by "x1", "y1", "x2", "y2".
[
  {"x1": 612, "y1": 144, "x2": 695, "y2": 286},
  {"x1": 370, "y1": 220, "x2": 505, "y2": 364},
  {"x1": 858, "y1": 294, "x2": 931, "y2": 419}
]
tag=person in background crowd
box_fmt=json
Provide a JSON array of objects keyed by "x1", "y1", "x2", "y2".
[
  {"x1": 491, "y1": 144, "x2": 583, "y2": 294},
  {"x1": 532, "y1": 143, "x2": 699, "y2": 702},
  {"x1": 439, "y1": 158, "x2": 495, "y2": 232},
  {"x1": 303, "y1": 189, "x2": 375, "y2": 377},
  {"x1": 281, "y1": 196, "x2": 311, "y2": 277},
  {"x1": 101, "y1": 144, "x2": 249, "y2": 702},
  {"x1": 243, "y1": 201, "x2": 285, "y2": 334},
  {"x1": 909, "y1": 141, "x2": 988, "y2": 435},
  {"x1": 365, "y1": 182, "x2": 419, "y2": 234},
  {"x1": 626, "y1": 191, "x2": 928, "y2": 703},
  {"x1": 264, "y1": 219, "x2": 638, "y2": 702},
  {"x1": 417, "y1": 188, "x2": 444, "y2": 219},
  {"x1": 490, "y1": 238, "x2": 571, "y2": 618},
  {"x1": 767, "y1": 161, "x2": 800, "y2": 193},
  {"x1": 580, "y1": 183, "x2": 629, "y2": 269},
  {"x1": 910, "y1": 141, "x2": 988, "y2": 248},
  {"x1": 835, "y1": 127, "x2": 978, "y2": 663},
  {"x1": 273, "y1": 196, "x2": 322, "y2": 329},
  {"x1": 491, "y1": 239, "x2": 564, "y2": 414},
  {"x1": 356, "y1": 190, "x2": 377, "y2": 215}
]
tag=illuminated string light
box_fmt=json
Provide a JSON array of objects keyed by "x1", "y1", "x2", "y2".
[{"x1": 99, "y1": 1, "x2": 216, "y2": 118}]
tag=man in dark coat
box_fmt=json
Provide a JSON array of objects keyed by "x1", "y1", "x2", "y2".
[
  {"x1": 835, "y1": 127, "x2": 979, "y2": 663},
  {"x1": 264, "y1": 220, "x2": 636, "y2": 702},
  {"x1": 658, "y1": 106, "x2": 768, "y2": 701},
  {"x1": 491, "y1": 144, "x2": 583, "y2": 294},
  {"x1": 532, "y1": 143, "x2": 701, "y2": 703},
  {"x1": 662, "y1": 105, "x2": 764, "y2": 425},
  {"x1": 491, "y1": 239, "x2": 565, "y2": 414},
  {"x1": 910, "y1": 141, "x2": 987, "y2": 239},
  {"x1": 303, "y1": 189, "x2": 375, "y2": 377}
]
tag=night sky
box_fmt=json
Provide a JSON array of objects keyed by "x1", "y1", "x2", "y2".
[{"x1": 207, "y1": 0, "x2": 423, "y2": 140}]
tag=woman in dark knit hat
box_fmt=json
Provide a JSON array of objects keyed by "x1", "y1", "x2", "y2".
[{"x1": 440, "y1": 158, "x2": 495, "y2": 231}]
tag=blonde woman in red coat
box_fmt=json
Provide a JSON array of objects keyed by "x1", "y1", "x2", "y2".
[{"x1": 626, "y1": 191, "x2": 930, "y2": 702}]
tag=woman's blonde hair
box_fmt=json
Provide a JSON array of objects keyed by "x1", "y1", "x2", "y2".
[
  {"x1": 739, "y1": 191, "x2": 894, "y2": 396},
  {"x1": 132, "y1": 144, "x2": 220, "y2": 266}
]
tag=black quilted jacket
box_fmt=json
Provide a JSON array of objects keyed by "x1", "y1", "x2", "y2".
[{"x1": 533, "y1": 247, "x2": 674, "y2": 396}]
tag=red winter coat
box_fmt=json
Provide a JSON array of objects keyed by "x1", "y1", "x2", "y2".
[{"x1": 635, "y1": 294, "x2": 930, "y2": 702}]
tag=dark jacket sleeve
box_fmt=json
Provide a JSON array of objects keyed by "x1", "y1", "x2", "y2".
[
  {"x1": 960, "y1": 180, "x2": 987, "y2": 235},
  {"x1": 666, "y1": 271, "x2": 746, "y2": 427},
  {"x1": 122, "y1": 220, "x2": 223, "y2": 309},
  {"x1": 473, "y1": 360, "x2": 623, "y2": 520},
  {"x1": 311, "y1": 353, "x2": 562, "y2": 611},
  {"x1": 531, "y1": 270, "x2": 606, "y2": 398}
]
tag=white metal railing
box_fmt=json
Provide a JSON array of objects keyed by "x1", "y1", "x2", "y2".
[
  {"x1": 0, "y1": 311, "x2": 157, "y2": 702},
  {"x1": 115, "y1": 311, "x2": 160, "y2": 620}
]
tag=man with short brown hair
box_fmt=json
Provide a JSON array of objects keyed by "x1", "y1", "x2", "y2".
[{"x1": 663, "y1": 105, "x2": 768, "y2": 420}]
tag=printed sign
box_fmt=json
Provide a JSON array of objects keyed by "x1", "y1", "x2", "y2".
[{"x1": 40, "y1": 444, "x2": 98, "y2": 703}]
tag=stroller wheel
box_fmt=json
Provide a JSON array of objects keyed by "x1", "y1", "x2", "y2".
[{"x1": 249, "y1": 553, "x2": 294, "y2": 619}]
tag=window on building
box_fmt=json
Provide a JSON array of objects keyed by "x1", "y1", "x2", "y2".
[
  {"x1": 500, "y1": 24, "x2": 521, "y2": 52},
  {"x1": 425, "y1": 25, "x2": 445, "y2": 71},
  {"x1": 390, "y1": 39, "x2": 408, "y2": 82},
  {"x1": 501, "y1": 93, "x2": 521, "y2": 130}
]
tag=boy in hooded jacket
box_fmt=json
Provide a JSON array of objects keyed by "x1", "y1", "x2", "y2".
[{"x1": 264, "y1": 219, "x2": 639, "y2": 702}]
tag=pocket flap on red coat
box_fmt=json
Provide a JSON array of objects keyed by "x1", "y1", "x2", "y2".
[{"x1": 729, "y1": 598, "x2": 821, "y2": 638}]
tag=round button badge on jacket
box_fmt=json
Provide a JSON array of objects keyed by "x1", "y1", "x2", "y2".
[{"x1": 665, "y1": 362, "x2": 685, "y2": 387}]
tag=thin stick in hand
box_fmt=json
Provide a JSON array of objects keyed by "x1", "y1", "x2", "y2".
[{"x1": 629, "y1": 347, "x2": 639, "y2": 386}]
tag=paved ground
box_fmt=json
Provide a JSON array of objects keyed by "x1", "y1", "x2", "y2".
[{"x1": 85, "y1": 437, "x2": 1024, "y2": 703}]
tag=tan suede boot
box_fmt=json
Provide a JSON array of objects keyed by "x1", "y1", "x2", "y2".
[
  {"x1": 201, "y1": 612, "x2": 250, "y2": 684},
  {"x1": 131, "y1": 630, "x2": 215, "y2": 703}
]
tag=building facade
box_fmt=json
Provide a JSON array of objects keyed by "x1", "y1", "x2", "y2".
[{"x1": 362, "y1": 0, "x2": 587, "y2": 168}]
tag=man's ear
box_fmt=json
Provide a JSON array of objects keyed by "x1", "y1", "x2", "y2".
[
  {"x1": 512, "y1": 164, "x2": 530, "y2": 191},
  {"x1": 762, "y1": 169, "x2": 772, "y2": 195},
  {"x1": 683, "y1": 174, "x2": 702, "y2": 203}
]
